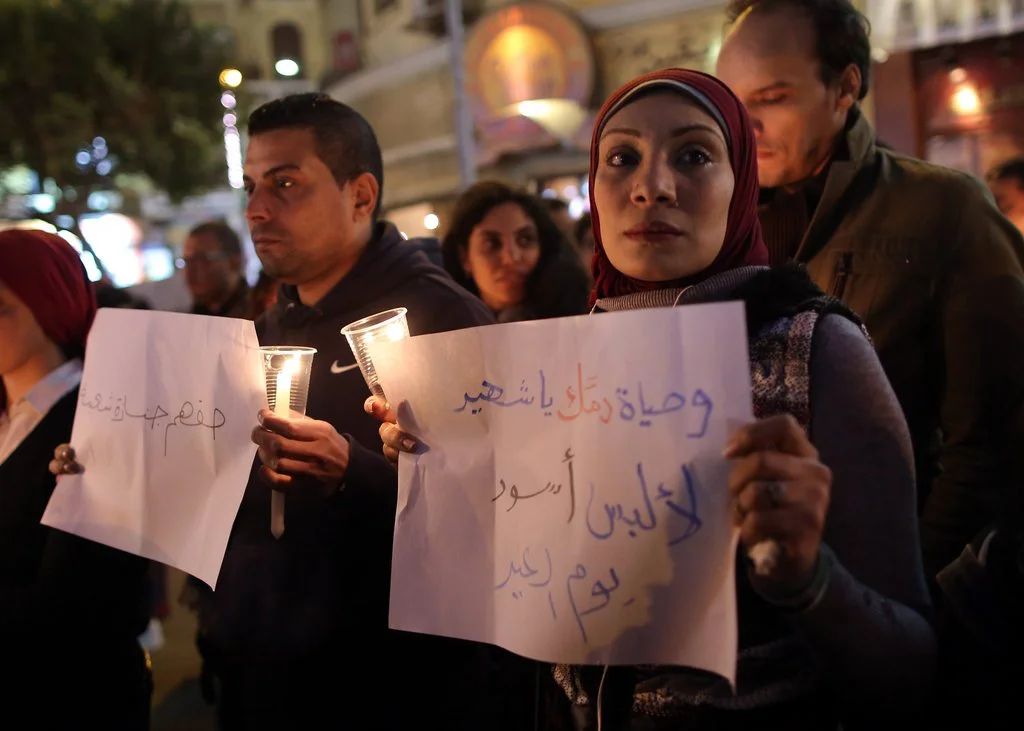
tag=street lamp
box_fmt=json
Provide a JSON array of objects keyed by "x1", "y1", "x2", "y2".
[
  {"x1": 275, "y1": 58, "x2": 300, "y2": 77},
  {"x1": 219, "y1": 68, "x2": 243, "y2": 88}
]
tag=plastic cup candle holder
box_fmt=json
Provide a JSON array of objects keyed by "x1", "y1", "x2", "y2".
[
  {"x1": 340, "y1": 307, "x2": 410, "y2": 398},
  {"x1": 259, "y1": 346, "x2": 317, "y2": 538}
]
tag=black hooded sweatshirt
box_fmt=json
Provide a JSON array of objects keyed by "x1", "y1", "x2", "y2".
[{"x1": 203, "y1": 223, "x2": 495, "y2": 725}]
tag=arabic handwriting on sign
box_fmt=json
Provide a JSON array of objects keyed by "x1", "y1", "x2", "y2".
[
  {"x1": 665, "y1": 465, "x2": 703, "y2": 546},
  {"x1": 494, "y1": 547, "x2": 558, "y2": 616},
  {"x1": 687, "y1": 388, "x2": 713, "y2": 439},
  {"x1": 451, "y1": 371, "x2": 712, "y2": 431},
  {"x1": 491, "y1": 448, "x2": 578, "y2": 524},
  {"x1": 585, "y1": 462, "x2": 702, "y2": 546},
  {"x1": 79, "y1": 387, "x2": 226, "y2": 456},
  {"x1": 557, "y1": 363, "x2": 614, "y2": 424},
  {"x1": 494, "y1": 546, "x2": 554, "y2": 590},
  {"x1": 635, "y1": 381, "x2": 688, "y2": 428},
  {"x1": 566, "y1": 564, "x2": 630, "y2": 643},
  {"x1": 452, "y1": 377, "x2": 538, "y2": 414},
  {"x1": 585, "y1": 462, "x2": 660, "y2": 540},
  {"x1": 163, "y1": 400, "x2": 227, "y2": 457},
  {"x1": 616, "y1": 388, "x2": 636, "y2": 422},
  {"x1": 539, "y1": 370, "x2": 554, "y2": 416},
  {"x1": 562, "y1": 448, "x2": 577, "y2": 524}
]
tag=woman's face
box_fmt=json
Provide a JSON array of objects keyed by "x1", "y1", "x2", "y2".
[
  {"x1": 460, "y1": 201, "x2": 542, "y2": 311},
  {"x1": 593, "y1": 91, "x2": 734, "y2": 282},
  {"x1": 0, "y1": 281, "x2": 52, "y2": 377}
]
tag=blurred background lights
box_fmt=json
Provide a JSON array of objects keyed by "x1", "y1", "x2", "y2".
[
  {"x1": 275, "y1": 58, "x2": 300, "y2": 77},
  {"x1": 219, "y1": 68, "x2": 243, "y2": 88}
]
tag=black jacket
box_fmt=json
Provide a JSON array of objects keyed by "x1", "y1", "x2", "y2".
[
  {"x1": 0, "y1": 389, "x2": 151, "y2": 729},
  {"x1": 204, "y1": 222, "x2": 494, "y2": 724}
]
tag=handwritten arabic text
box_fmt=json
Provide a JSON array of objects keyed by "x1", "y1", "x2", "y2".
[
  {"x1": 79, "y1": 386, "x2": 226, "y2": 457},
  {"x1": 454, "y1": 363, "x2": 713, "y2": 434}
]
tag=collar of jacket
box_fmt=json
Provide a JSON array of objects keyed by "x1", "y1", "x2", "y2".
[{"x1": 791, "y1": 106, "x2": 878, "y2": 263}]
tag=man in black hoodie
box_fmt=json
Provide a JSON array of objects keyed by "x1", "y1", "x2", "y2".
[{"x1": 202, "y1": 93, "x2": 495, "y2": 730}]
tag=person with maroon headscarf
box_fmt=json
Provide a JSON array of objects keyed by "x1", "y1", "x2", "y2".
[
  {"x1": 0, "y1": 229, "x2": 152, "y2": 729},
  {"x1": 373, "y1": 69, "x2": 934, "y2": 729}
]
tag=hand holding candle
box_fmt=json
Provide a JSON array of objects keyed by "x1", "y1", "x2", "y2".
[{"x1": 342, "y1": 308, "x2": 412, "y2": 467}]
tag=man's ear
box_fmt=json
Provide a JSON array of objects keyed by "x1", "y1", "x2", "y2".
[
  {"x1": 350, "y1": 172, "x2": 380, "y2": 223},
  {"x1": 835, "y1": 63, "x2": 862, "y2": 114}
]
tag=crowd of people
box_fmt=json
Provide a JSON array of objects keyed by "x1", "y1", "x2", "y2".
[{"x1": 2, "y1": 0, "x2": 1023, "y2": 729}]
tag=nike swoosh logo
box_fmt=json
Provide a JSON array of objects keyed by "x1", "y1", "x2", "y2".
[{"x1": 331, "y1": 360, "x2": 360, "y2": 375}]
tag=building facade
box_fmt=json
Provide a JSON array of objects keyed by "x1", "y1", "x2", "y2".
[
  {"x1": 867, "y1": 0, "x2": 1024, "y2": 178},
  {"x1": 188, "y1": 1, "x2": 1023, "y2": 237},
  {"x1": 184, "y1": 0, "x2": 363, "y2": 102},
  {"x1": 327, "y1": 0, "x2": 729, "y2": 236}
]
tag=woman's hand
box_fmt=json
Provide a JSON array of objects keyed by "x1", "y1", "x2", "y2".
[
  {"x1": 364, "y1": 396, "x2": 418, "y2": 466},
  {"x1": 724, "y1": 414, "x2": 831, "y2": 595},
  {"x1": 48, "y1": 444, "x2": 83, "y2": 478}
]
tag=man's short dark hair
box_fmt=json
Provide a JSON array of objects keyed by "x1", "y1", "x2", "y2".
[
  {"x1": 988, "y1": 157, "x2": 1024, "y2": 188},
  {"x1": 726, "y1": 0, "x2": 872, "y2": 101},
  {"x1": 247, "y1": 92, "x2": 385, "y2": 217},
  {"x1": 189, "y1": 220, "x2": 243, "y2": 257}
]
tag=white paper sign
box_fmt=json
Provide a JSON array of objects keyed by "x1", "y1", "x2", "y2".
[
  {"x1": 370, "y1": 302, "x2": 752, "y2": 682},
  {"x1": 42, "y1": 309, "x2": 266, "y2": 588}
]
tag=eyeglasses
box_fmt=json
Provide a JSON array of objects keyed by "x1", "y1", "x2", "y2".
[{"x1": 180, "y1": 251, "x2": 229, "y2": 267}]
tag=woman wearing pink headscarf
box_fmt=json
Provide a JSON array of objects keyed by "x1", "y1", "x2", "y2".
[
  {"x1": 375, "y1": 68, "x2": 934, "y2": 729},
  {"x1": 0, "y1": 230, "x2": 151, "y2": 729}
]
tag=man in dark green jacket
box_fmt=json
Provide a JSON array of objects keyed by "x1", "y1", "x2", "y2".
[{"x1": 717, "y1": 0, "x2": 1024, "y2": 584}]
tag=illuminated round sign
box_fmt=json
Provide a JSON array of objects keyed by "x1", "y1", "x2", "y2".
[{"x1": 464, "y1": 2, "x2": 595, "y2": 125}]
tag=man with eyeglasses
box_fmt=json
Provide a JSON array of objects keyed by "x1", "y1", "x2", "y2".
[{"x1": 183, "y1": 220, "x2": 250, "y2": 318}]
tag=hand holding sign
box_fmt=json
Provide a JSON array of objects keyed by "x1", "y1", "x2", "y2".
[
  {"x1": 364, "y1": 396, "x2": 415, "y2": 465},
  {"x1": 725, "y1": 415, "x2": 831, "y2": 594}
]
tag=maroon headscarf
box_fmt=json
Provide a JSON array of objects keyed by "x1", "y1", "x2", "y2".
[
  {"x1": 590, "y1": 68, "x2": 769, "y2": 303},
  {"x1": 0, "y1": 228, "x2": 97, "y2": 365}
]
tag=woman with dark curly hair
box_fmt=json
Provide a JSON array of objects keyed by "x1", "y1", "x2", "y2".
[{"x1": 442, "y1": 181, "x2": 590, "y2": 323}]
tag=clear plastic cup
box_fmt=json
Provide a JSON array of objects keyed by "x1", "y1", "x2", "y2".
[
  {"x1": 260, "y1": 346, "x2": 317, "y2": 417},
  {"x1": 259, "y1": 346, "x2": 316, "y2": 539},
  {"x1": 340, "y1": 307, "x2": 410, "y2": 397}
]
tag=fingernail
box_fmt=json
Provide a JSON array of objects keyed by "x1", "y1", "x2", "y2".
[
  {"x1": 722, "y1": 441, "x2": 738, "y2": 458},
  {"x1": 363, "y1": 398, "x2": 374, "y2": 414},
  {"x1": 257, "y1": 410, "x2": 265, "y2": 425},
  {"x1": 401, "y1": 438, "x2": 417, "y2": 451}
]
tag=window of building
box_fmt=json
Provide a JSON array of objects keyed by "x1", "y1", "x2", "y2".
[{"x1": 271, "y1": 23, "x2": 304, "y2": 78}]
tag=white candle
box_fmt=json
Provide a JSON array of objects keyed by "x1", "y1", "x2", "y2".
[
  {"x1": 274, "y1": 366, "x2": 293, "y2": 417},
  {"x1": 270, "y1": 359, "x2": 295, "y2": 538}
]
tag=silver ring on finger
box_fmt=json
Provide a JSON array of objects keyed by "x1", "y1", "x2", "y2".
[{"x1": 763, "y1": 481, "x2": 787, "y2": 509}]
